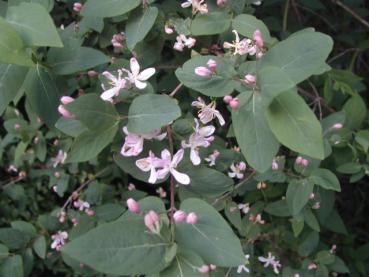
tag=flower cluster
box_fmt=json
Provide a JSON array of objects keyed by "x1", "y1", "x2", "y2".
[
  {"x1": 174, "y1": 34, "x2": 196, "y2": 52},
  {"x1": 223, "y1": 30, "x2": 264, "y2": 58}
]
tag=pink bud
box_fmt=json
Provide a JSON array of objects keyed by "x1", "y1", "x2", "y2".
[
  {"x1": 73, "y1": 2, "x2": 82, "y2": 12},
  {"x1": 144, "y1": 210, "x2": 159, "y2": 231},
  {"x1": 206, "y1": 59, "x2": 217, "y2": 72},
  {"x1": 14, "y1": 124, "x2": 21, "y2": 130},
  {"x1": 58, "y1": 105, "x2": 74, "y2": 118},
  {"x1": 85, "y1": 209, "x2": 95, "y2": 216},
  {"x1": 186, "y1": 212, "x2": 198, "y2": 224},
  {"x1": 87, "y1": 70, "x2": 98, "y2": 77},
  {"x1": 229, "y1": 98, "x2": 240, "y2": 109},
  {"x1": 238, "y1": 161, "x2": 247, "y2": 170},
  {"x1": 195, "y1": 66, "x2": 212, "y2": 77},
  {"x1": 332, "y1": 123, "x2": 343, "y2": 129},
  {"x1": 295, "y1": 156, "x2": 303, "y2": 165},
  {"x1": 217, "y1": 0, "x2": 226, "y2": 6},
  {"x1": 244, "y1": 74, "x2": 257, "y2": 85},
  {"x1": 272, "y1": 160, "x2": 278, "y2": 171},
  {"x1": 309, "y1": 192, "x2": 315, "y2": 199},
  {"x1": 223, "y1": 95, "x2": 233, "y2": 104},
  {"x1": 308, "y1": 263, "x2": 317, "y2": 270},
  {"x1": 253, "y1": 29, "x2": 264, "y2": 48},
  {"x1": 312, "y1": 202, "x2": 320, "y2": 210},
  {"x1": 71, "y1": 218, "x2": 78, "y2": 226},
  {"x1": 198, "y1": 265, "x2": 210, "y2": 273},
  {"x1": 173, "y1": 42, "x2": 185, "y2": 52},
  {"x1": 127, "y1": 198, "x2": 140, "y2": 214},
  {"x1": 330, "y1": 244, "x2": 337, "y2": 253},
  {"x1": 54, "y1": 171, "x2": 61, "y2": 178},
  {"x1": 301, "y1": 158, "x2": 309, "y2": 167},
  {"x1": 164, "y1": 24, "x2": 174, "y2": 34},
  {"x1": 210, "y1": 264, "x2": 217, "y2": 271},
  {"x1": 173, "y1": 210, "x2": 187, "y2": 223},
  {"x1": 60, "y1": 96, "x2": 74, "y2": 105}
]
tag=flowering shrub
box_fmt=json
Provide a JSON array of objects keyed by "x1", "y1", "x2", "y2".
[{"x1": 0, "y1": 0, "x2": 369, "y2": 276}]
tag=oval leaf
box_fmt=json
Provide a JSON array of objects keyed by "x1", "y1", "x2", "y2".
[
  {"x1": 232, "y1": 14, "x2": 271, "y2": 43},
  {"x1": 190, "y1": 12, "x2": 231, "y2": 36},
  {"x1": 81, "y1": 0, "x2": 141, "y2": 18}
]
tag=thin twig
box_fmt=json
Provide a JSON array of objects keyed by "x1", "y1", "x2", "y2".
[
  {"x1": 166, "y1": 125, "x2": 176, "y2": 241},
  {"x1": 308, "y1": 81, "x2": 323, "y2": 120},
  {"x1": 331, "y1": 0, "x2": 369, "y2": 29},
  {"x1": 328, "y1": 48, "x2": 361, "y2": 64},
  {"x1": 296, "y1": 4, "x2": 336, "y2": 31},
  {"x1": 282, "y1": 0, "x2": 290, "y2": 32},
  {"x1": 169, "y1": 83, "x2": 183, "y2": 97},
  {"x1": 297, "y1": 87, "x2": 336, "y2": 113}
]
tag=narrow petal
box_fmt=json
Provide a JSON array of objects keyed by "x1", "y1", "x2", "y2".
[
  {"x1": 130, "y1": 58, "x2": 140, "y2": 76},
  {"x1": 214, "y1": 111, "x2": 226, "y2": 126},
  {"x1": 102, "y1": 71, "x2": 117, "y2": 82},
  {"x1": 199, "y1": 126, "x2": 215, "y2": 137},
  {"x1": 161, "y1": 149, "x2": 172, "y2": 162},
  {"x1": 190, "y1": 149, "x2": 201, "y2": 165},
  {"x1": 137, "y1": 68, "x2": 156, "y2": 81},
  {"x1": 148, "y1": 168, "x2": 158, "y2": 184},
  {"x1": 171, "y1": 168, "x2": 190, "y2": 185},
  {"x1": 172, "y1": 149, "x2": 184, "y2": 165},
  {"x1": 135, "y1": 79, "x2": 147, "y2": 90},
  {"x1": 101, "y1": 87, "x2": 119, "y2": 101}
]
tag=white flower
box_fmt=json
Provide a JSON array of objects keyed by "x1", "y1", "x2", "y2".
[
  {"x1": 156, "y1": 149, "x2": 191, "y2": 185},
  {"x1": 258, "y1": 252, "x2": 282, "y2": 275},
  {"x1": 51, "y1": 231, "x2": 68, "y2": 251},
  {"x1": 73, "y1": 200, "x2": 90, "y2": 211},
  {"x1": 191, "y1": 97, "x2": 225, "y2": 126},
  {"x1": 182, "y1": 119, "x2": 215, "y2": 165},
  {"x1": 136, "y1": 151, "x2": 163, "y2": 184},
  {"x1": 238, "y1": 203, "x2": 250, "y2": 214},
  {"x1": 123, "y1": 58, "x2": 156, "y2": 89},
  {"x1": 173, "y1": 34, "x2": 196, "y2": 51},
  {"x1": 181, "y1": 0, "x2": 208, "y2": 14},
  {"x1": 121, "y1": 126, "x2": 166, "y2": 157},
  {"x1": 51, "y1": 150, "x2": 67, "y2": 168},
  {"x1": 100, "y1": 70, "x2": 127, "y2": 101},
  {"x1": 228, "y1": 162, "x2": 246, "y2": 179},
  {"x1": 237, "y1": 255, "x2": 250, "y2": 274},
  {"x1": 205, "y1": 150, "x2": 220, "y2": 166},
  {"x1": 223, "y1": 30, "x2": 253, "y2": 56}
]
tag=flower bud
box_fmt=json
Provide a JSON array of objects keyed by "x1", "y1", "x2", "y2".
[
  {"x1": 73, "y1": 2, "x2": 82, "y2": 12},
  {"x1": 253, "y1": 29, "x2": 264, "y2": 48},
  {"x1": 301, "y1": 158, "x2": 309, "y2": 167},
  {"x1": 164, "y1": 24, "x2": 174, "y2": 34},
  {"x1": 195, "y1": 66, "x2": 212, "y2": 77},
  {"x1": 229, "y1": 98, "x2": 240, "y2": 109},
  {"x1": 309, "y1": 192, "x2": 315, "y2": 199},
  {"x1": 87, "y1": 70, "x2": 98, "y2": 77},
  {"x1": 223, "y1": 95, "x2": 233, "y2": 104},
  {"x1": 173, "y1": 210, "x2": 187, "y2": 223},
  {"x1": 295, "y1": 156, "x2": 303, "y2": 165},
  {"x1": 308, "y1": 263, "x2": 317, "y2": 270},
  {"x1": 144, "y1": 210, "x2": 160, "y2": 232},
  {"x1": 332, "y1": 123, "x2": 343, "y2": 129},
  {"x1": 312, "y1": 202, "x2": 320, "y2": 209},
  {"x1": 186, "y1": 212, "x2": 198, "y2": 224},
  {"x1": 217, "y1": 0, "x2": 226, "y2": 6},
  {"x1": 127, "y1": 198, "x2": 140, "y2": 214},
  {"x1": 272, "y1": 159, "x2": 278, "y2": 171},
  {"x1": 244, "y1": 74, "x2": 257, "y2": 85},
  {"x1": 198, "y1": 265, "x2": 210, "y2": 273},
  {"x1": 85, "y1": 209, "x2": 95, "y2": 216},
  {"x1": 206, "y1": 59, "x2": 217, "y2": 72},
  {"x1": 14, "y1": 124, "x2": 21, "y2": 130},
  {"x1": 210, "y1": 264, "x2": 217, "y2": 271}
]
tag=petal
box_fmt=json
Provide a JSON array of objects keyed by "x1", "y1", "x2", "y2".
[
  {"x1": 157, "y1": 168, "x2": 170, "y2": 180},
  {"x1": 181, "y1": 1, "x2": 192, "y2": 8},
  {"x1": 101, "y1": 87, "x2": 119, "y2": 101},
  {"x1": 148, "y1": 168, "x2": 158, "y2": 184},
  {"x1": 214, "y1": 111, "x2": 226, "y2": 126},
  {"x1": 102, "y1": 71, "x2": 117, "y2": 82},
  {"x1": 199, "y1": 125, "x2": 215, "y2": 137},
  {"x1": 122, "y1": 126, "x2": 129, "y2": 135},
  {"x1": 172, "y1": 149, "x2": 184, "y2": 165},
  {"x1": 171, "y1": 168, "x2": 190, "y2": 185},
  {"x1": 135, "y1": 79, "x2": 147, "y2": 90},
  {"x1": 135, "y1": 158, "x2": 151, "y2": 172},
  {"x1": 137, "y1": 68, "x2": 156, "y2": 81},
  {"x1": 161, "y1": 149, "x2": 172, "y2": 162},
  {"x1": 190, "y1": 149, "x2": 201, "y2": 165},
  {"x1": 130, "y1": 57, "x2": 140, "y2": 76}
]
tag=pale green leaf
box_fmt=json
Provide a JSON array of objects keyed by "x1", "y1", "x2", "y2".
[
  {"x1": 309, "y1": 168, "x2": 341, "y2": 192},
  {"x1": 81, "y1": 0, "x2": 141, "y2": 18},
  {"x1": 0, "y1": 255, "x2": 23, "y2": 277},
  {"x1": 33, "y1": 236, "x2": 46, "y2": 259},
  {"x1": 232, "y1": 14, "x2": 271, "y2": 42},
  {"x1": 190, "y1": 12, "x2": 231, "y2": 36},
  {"x1": 286, "y1": 179, "x2": 314, "y2": 216}
]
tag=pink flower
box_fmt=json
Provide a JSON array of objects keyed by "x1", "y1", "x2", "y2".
[
  {"x1": 308, "y1": 263, "x2": 317, "y2": 270},
  {"x1": 111, "y1": 33, "x2": 125, "y2": 49},
  {"x1": 272, "y1": 159, "x2": 279, "y2": 171},
  {"x1": 136, "y1": 151, "x2": 163, "y2": 184},
  {"x1": 228, "y1": 162, "x2": 246, "y2": 179},
  {"x1": 144, "y1": 210, "x2": 160, "y2": 232},
  {"x1": 217, "y1": 0, "x2": 226, "y2": 6},
  {"x1": 244, "y1": 74, "x2": 257, "y2": 86},
  {"x1": 192, "y1": 97, "x2": 225, "y2": 126},
  {"x1": 164, "y1": 24, "x2": 174, "y2": 34},
  {"x1": 51, "y1": 150, "x2": 67, "y2": 168},
  {"x1": 173, "y1": 210, "x2": 187, "y2": 223},
  {"x1": 181, "y1": 0, "x2": 208, "y2": 14},
  {"x1": 258, "y1": 252, "x2": 282, "y2": 274},
  {"x1": 206, "y1": 59, "x2": 217, "y2": 72},
  {"x1": 295, "y1": 156, "x2": 309, "y2": 167},
  {"x1": 229, "y1": 98, "x2": 240, "y2": 109},
  {"x1": 121, "y1": 126, "x2": 166, "y2": 157},
  {"x1": 205, "y1": 150, "x2": 220, "y2": 166},
  {"x1": 73, "y1": 200, "x2": 90, "y2": 211},
  {"x1": 174, "y1": 34, "x2": 196, "y2": 51},
  {"x1": 182, "y1": 119, "x2": 215, "y2": 165},
  {"x1": 123, "y1": 58, "x2": 156, "y2": 90},
  {"x1": 51, "y1": 231, "x2": 68, "y2": 251},
  {"x1": 73, "y1": 2, "x2": 82, "y2": 12},
  {"x1": 223, "y1": 95, "x2": 233, "y2": 104},
  {"x1": 223, "y1": 30, "x2": 253, "y2": 55},
  {"x1": 198, "y1": 265, "x2": 210, "y2": 273},
  {"x1": 195, "y1": 66, "x2": 212, "y2": 77},
  {"x1": 238, "y1": 203, "x2": 250, "y2": 214},
  {"x1": 58, "y1": 96, "x2": 74, "y2": 118},
  {"x1": 253, "y1": 29, "x2": 264, "y2": 48},
  {"x1": 186, "y1": 212, "x2": 198, "y2": 224},
  {"x1": 127, "y1": 198, "x2": 140, "y2": 214},
  {"x1": 332, "y1": 123, "x2": 343, "y2": 129},
  {"x1": 100, "y1": 70, "x2": 126, "y2": 101}
]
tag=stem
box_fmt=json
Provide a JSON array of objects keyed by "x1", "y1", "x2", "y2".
[
  {"x1": 169, "y1": 83, "x2": 183, "y2": 97},
  {"x1": 166, "y1": 125, "x2": 176, "y2": 241},
  {"x1": 282, "y1": 0, "x2": 290, "y2": 32},
  {"x1": 331, "y1": 0, "x2": 369, "y2": 29}
]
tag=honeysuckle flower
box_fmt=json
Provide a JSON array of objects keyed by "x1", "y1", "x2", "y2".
[
  {"x1": 223, "y1": 30, "x2": 253, "y2": 55},
  {"x1": 111, "y1": 33, "x2": 125, "y2": 49},
  {"x1": 173, "y1": 210, "x2": 187, "y2": 222},
  {"x1": 127, "y1": 198, "x2": 140, "y2": 213},
  {"x1": 156, "y1": 187, "x2": 167, "y2": 198},
  {"x1": 123, "y1": 58, "x2": 156, "y2": 89},
  {"x1": 228, "y1": 162, "x2": 246, "y2": 179},
  {"x1": 136, "y1": 151, "x2": 163, "y2": 184},
  {"x1": 272, "y1": 159, "x2": 279, "y2": 170},
  {"x1": 51, "y1": 231, "x2": 68, "y2": 251},
  {"x1": 7, "y1": 164, "x2": 18, "y2": 173},
  {"x1": 229, "y1": 98, "x2": 240, "y2": 109},
  {"x1": 237, "y1": 255, "x2": 251, "y2": 274},
  {"x1": 164, "y1": 24, "x2": 174, "y2": 34},
  {"x1": 198, "y1": 265, "x2": 210, "y2": 273},
  {"x1": 182, "y1": 119, "x2": 215, "y2": 165},
  {"x1": 121, "y1": 126, "x2": 166, "y2": 157},
  {"x1": 238, "y1": 203, "x2": 250, "y2": 214},
  {"x1": 100, "y1": 70, "x2": 126, "y2": 101},
  {"x1": 258, "y1": 252, "x2": 282, "y2": 274},
  {"x1": 244, "y1": 74, "x2": 257, "y2": 86},
  {"x1": 51, "y1": 150, "x2": 67, "y2": 168},
  {"x1": 73, "y1": 199, "x2": 90, "y2": 211},
  {"x1": 58, "y1": 96, "x2": 74, "y2": 118},
  {"x1": 181, "y1": 0, "x2": 208, "y2": 14},
  {"x1": 191, "y1": 97, "x2": 225, "y2": 126},
  {"x1": 205, "y1": 150, "x2": 220, "y2": 166},
  {"x1": 156, "y1": 149, "x2": 191, "y2": 185},
  {"x1": 174, "y1": 34, "x2": 196, "y2": 51},
  {"x1": 195, "y1": 66, "x2": 212, "y2": 77},
  {"x1": 73, "y1": 2, "x2": 82, "y2": 12},
  {"x1": 144, "y1": 210, "x2": 160, "y2": 233},
  {"x1": 186, "y1": 212, "x2": 198, "y2": 224}
]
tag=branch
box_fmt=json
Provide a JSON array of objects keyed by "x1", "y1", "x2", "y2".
[{"x1": 331, "y1": 0, "x2": 369, "y2": 29}]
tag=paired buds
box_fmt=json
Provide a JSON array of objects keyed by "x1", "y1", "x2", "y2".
[
  {"x1": 173, "y1": 210, "x2": 198, "y2": 225},
  {"x1": 223, "y1": 95, "x2": 240, "y2": 109},
  {"x1": 194, "y1": 59, "x2": 217, "y2": 77}
]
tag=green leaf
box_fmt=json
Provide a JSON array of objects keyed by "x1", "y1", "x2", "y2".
[
  {"x1": 48, "y1": 39, "x2": 109, "y2": 75},
  {"x1": 0, "y1": 244, "x2": 9, "y2": 260},
  {"x1": 190, "y1": 12, "x2": 231, "y2": 36},
  {"x1": 8, "y1": 0, "x2": 54, "y2": 12},
  {"x1": 81, "y1": 0, "x2": 141, "y2": 18},
  {"x1": 0, "y1": 17, "x2": 34, "y2": 67},
  {"x1": 261, "y1": 32, "x2": 333, "y2": 84},
  {"x1": 175, "y1": 55, "x2": 238, "y2": 97},
  {"x1": 10, "y1": 221, "x2": 36, "y2": 237},
  {"x1": 6, "y1": 3, "x2": 62, "y2": 47},
  {"x1": 303, "y1": 208, "x2": 320, "y2": 232},
  {"x1": 316, "y1": 250, "x2": 335, "y2": 265},
  {"x1": 232, "y1": 93, "x2": 280, "y2": 172},
  {"x1": 0, "y1": 228, "x2": 30, "y2": 250},
  {"x1": 298, "y1": 231, "x2": 319, "y2": 256},
  {"x1": 185, "y1": 167, "x2": 233, "y2": 198},
  {"x1": 355, "y1": 130, "x2": 369, "y2": 152},
  {"x1": 55, "y1": 117, "x2": 88, "y2": 137},
  {"x1": 66, "y1": 124, "x2": 118, "y2": 163},
  {"x1": 286, "y1": 179, "x2": 314, "y2": 216},
  {"x1": 266, "y1": 90, "x2": 324, "y2": 159},
  {"x1": 309, "y1": 168, "x2": 341, "y2": 192},
  {"x1": 65, "y1": 94, "x2": 119, "y2": 131},
  {"x1": 95, "y1": 204, "x2": 125, "y2": 222},
  {"x1": 126, "y1": 7, "x2": 158, "y2": 50},
  {"x1": 258, "y1": 66, "x2": 295, "y2": 106},
  {"x1": 24, "y1": 64, "x2": 61, "y2": 129},
  {"x1": 0, "y1": 255, "x2": 23, "y2": 277},
  {"x1": 33, "y1": 236, "x2": 46, "y2": 259},
  {"x1": 176, "y1": 198, "x2": 244, "y2": 267},
  {"x1": 265, "y1": 200, "x2": 291, "y2": 217},
  {"x1": 343, "y1": 93, "x2": 367, "y2": 130},
  {"x1": 232, "y1": 14, "x2": 271, "y2": 43},
  {"x1": 62, "y1": 219, "x2": 172, "y2": 275},
  {"x1": 0, "y1": 64, "x2": 28, "y2": 115},
  {"x1": 127, "y1": 94, "x2": 181, "y2": 133}
]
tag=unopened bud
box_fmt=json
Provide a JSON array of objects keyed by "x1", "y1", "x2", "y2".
[
  {"x1": 73, "y1": 2, "x2": 82, "y2": 12},
  {"x1": 223, "y1": 95, "x2": 233, "y2": 104},
  {"x1": 144, "y1": 210, "x2": 160, "y2": 232},
  {"x1": 186, "y1": 212, "x2": 198, "y2": 224},
  {"x1": 195, "y1": 66, "x2": 212, "y2": 77},
  {"x1": 332, "y1": 123, "x2": 343, "y2": 130},
  {"x1": 198, "y1": 265, "x2": 210, "y2": 273},
  {"x1": 229, "y1": 98, "x2": 240, "y2": 109},
  {"x1": 173, "y1": 210, "x2": 187, "y2": 223},
  {"x1": 127, "y1": 198, "x2": 140, "y2": 214},
  {"x1": 206, "y1": 59, "x2": 217, "y2": 72}
]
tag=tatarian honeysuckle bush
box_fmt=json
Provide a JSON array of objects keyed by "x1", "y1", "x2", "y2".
[{"x1": 1, "y1": 0, "x2": 369, "y2": 276}]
